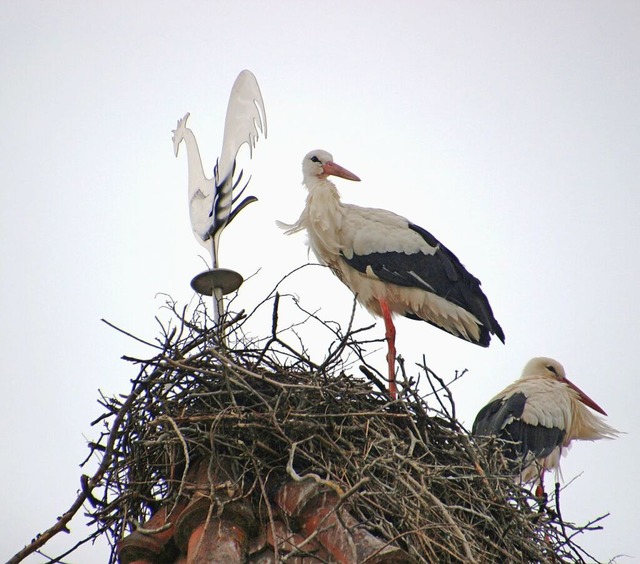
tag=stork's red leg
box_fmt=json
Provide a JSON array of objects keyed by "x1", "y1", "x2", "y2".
[
  {"x1": 535, "y1": 467, "x2": 545, "y2": 498},
  {"x1": 379, "y1": 299, "x2": 397, "y2": 399}
]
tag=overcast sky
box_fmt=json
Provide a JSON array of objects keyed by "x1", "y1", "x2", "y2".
[{"x1": 1, "y1": 2, "x2": 638, "y2": 562}]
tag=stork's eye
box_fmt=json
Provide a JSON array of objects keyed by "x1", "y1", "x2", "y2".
[
  {"x1": 310, "y1": 156, "x2": 321, "y2": 163},
  {"x1": 547, "y1": 365, "x2": 558, "y2": 375}
]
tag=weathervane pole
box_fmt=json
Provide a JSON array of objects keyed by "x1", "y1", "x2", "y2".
[{"x1": 210, "y1": 239, "x2": 223, "y2": 324}]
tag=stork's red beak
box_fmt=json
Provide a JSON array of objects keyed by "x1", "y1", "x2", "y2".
[
  {"x1": 322, "y1": 161, "x2": 361, "y2": 182},
  {"x1": 563, "y1": 378, "x2": 608, "y2": 415}
]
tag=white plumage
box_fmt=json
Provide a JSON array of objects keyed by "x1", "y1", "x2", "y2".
[
  {"x1": 473, "y1": 357, "x2": 618, "y2": 486},
  {"x1": 280, "y1": 150, "x2": 504, "y2": 398}
]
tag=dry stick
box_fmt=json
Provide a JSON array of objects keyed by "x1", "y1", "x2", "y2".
[
  {"x1": 251, "y1": 459, "x2": 281, "y2": 562},
  {"x1": 420, "y1": 362, "x2": 493, "y2": 493},
  {"x1": 234, "y1": 262, "x2": 324, "y2": 336},
  {"x1": 135, "y1": 521, "x2": 173, "y2": 535},
  {"x1": 250, "y1": 291, "x2": 282, "y2": 369},
  {"x1": 101, "y1": 318, "x2": 164, "y2": 350},
  {"x1": 404, "y1": 471, "x2": 477, "y2": 563},
  {"x1": 31, "y1": 532, "x2": 99, "y2": 564},
  {"x1": 147, "y1": 409, "x2": 411, "y2": 426},
  {"x1": 420, "y1": 356, "x2": 455, "y2": 421},
  {"x1": 156, "y1": 414, "x2": 191, "y2": 503},
  {"x1": 552, "y1": 481, "x2": 606, "y2": 563},
  {"x1": 249, "y1": 300, "x2": 322, "y2": 371},
  {"x1": 245, "y1": 268, "x2": 369, "y2": 374},
  {"x1": 286, "y1": 441, "x2": 345, "y2": 496},
  {"x1": 294, "y1": 293, "x2": 359, "y2": 375},
  {"x1": 458, "y1": 433, "x2": 494, "y2": 497},
  {"x1": 205, "y1": 350, "x2": 321, "y2": 391},
  {"x1": 359, "y1": 364, "x2": 391, "y2": 397},
  {"x1": 8, "y1": 365, "x2": 157, "y2": 564}
]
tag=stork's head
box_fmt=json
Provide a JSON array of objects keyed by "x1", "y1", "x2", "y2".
[
  {"x1": 523, "y1": 357, "x2": 607, "y2": 415},
  {"x1": 522, "y1": 357, "x2": 567, "y2": 381},
  {"x1": 302, "y1": 150, "x2": 361, "y2": 185},
  {"x1": 172, "y1": 112, "x2": 190, "y2": 157}
]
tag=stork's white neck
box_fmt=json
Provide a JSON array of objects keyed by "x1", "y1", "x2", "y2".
[
  {"x1": 306, "y1": 177, "x2": 340, "y2": 194},
  {"x1": 303, "y1": 177, "x2": 344, "y2": 258},
  {"x1": 305, "y1": 178, "x2": 343, "y2": 216}
]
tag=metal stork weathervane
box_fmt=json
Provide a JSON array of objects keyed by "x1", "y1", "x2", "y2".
[{"x1": 172, "y1": 70, "x2": 267, "y2": 322}]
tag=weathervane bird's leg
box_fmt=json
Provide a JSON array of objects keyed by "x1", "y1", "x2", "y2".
[{"x1": 379, "y1": 299, "x2": 397, "y2": 400}]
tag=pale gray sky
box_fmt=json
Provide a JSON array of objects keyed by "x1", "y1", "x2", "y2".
[{"x1": 1, "y1": 2, "x2": 638, "y2": 561}]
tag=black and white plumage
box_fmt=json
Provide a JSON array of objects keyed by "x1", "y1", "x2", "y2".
[
  {"x1": 172, "y1": 70, "x2": 267, "y2": 267},
  {"x1": 473, "y1": 357, "x2": 618, "y2": 486},
  {"x1": 279, "y1": 150, "x2": 505, "y2": 398}
]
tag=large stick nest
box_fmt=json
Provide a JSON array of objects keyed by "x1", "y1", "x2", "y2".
[{"x1": 84, "y1": 286, "x2": 606, "y2": 563}]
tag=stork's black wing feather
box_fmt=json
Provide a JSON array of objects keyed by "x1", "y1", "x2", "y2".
[
  {"x1": 473, "y1": 393, "x2": 528, "y2": 436},
  {"x1": 473, "y1": 393, "x2": 565, "y2": 461},
  {"x1": 341, "y1": 221, "x2": 505, "y2": 344}
]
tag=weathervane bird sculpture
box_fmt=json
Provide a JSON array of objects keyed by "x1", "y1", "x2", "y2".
[
  {"x1": 172, "y1": 70, "x2": 266, "y2": 316},
  {"x1": 473, "y1": 357, "x2": 618, "y2": 494},
  {"x1": 279, "y1": 150, "x2": 504, "y2": 399}
]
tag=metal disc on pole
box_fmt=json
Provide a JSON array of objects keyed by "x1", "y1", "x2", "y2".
[{"x1": 190, "y1": 268, "x2": 244, "y2": 297}]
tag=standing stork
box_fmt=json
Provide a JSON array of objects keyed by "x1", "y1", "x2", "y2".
[
  {"x1": 278, "y1": 150, "x2": 505, "y2": 398},
  {"x1": 472, "y1": 357, "x2": 618, "y2": 492}
]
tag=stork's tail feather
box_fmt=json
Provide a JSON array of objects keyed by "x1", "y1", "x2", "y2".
[{"x1": 405, "y1": 308, "x2": 504, "y2": 347}]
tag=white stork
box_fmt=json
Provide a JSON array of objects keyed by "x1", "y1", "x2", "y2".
[
  {"x1": 279, "y1": 150, "x2": 505, "y2": 398},
  {"x1": 472, "y1": 357, "x2": 618, "y2": 491}
]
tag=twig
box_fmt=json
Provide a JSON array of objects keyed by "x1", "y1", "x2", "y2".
[{"x1": 100, "y1": 318, "x2": 163, "y2": 350}]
